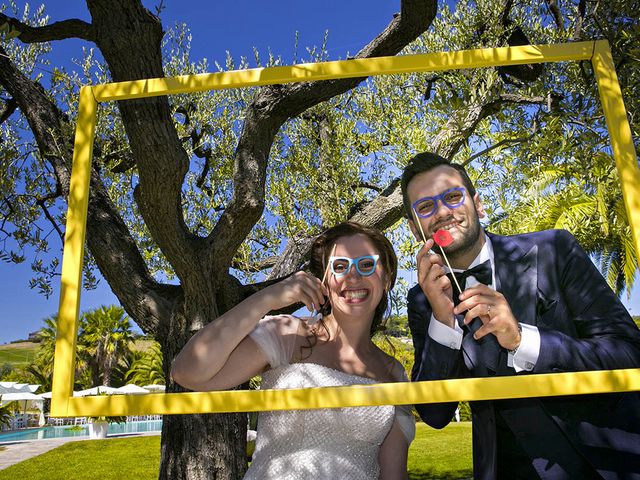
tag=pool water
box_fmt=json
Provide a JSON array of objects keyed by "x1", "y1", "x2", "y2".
[{"x1": 0, "y1": 419, "x2": 162, "y2": 442}]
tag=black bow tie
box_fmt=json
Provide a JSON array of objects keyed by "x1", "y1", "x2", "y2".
[{"x1": 448, "y1": 260, "x2": 492, "y2": 292}]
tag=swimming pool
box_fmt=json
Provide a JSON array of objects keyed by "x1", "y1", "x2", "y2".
[{"x1": 0, "y1": 419, "x2": 162, "y2": 442}]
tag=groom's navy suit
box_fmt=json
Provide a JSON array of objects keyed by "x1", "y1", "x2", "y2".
[{"x1": 409, "y1": 229, "x2": 640, "y2": 479}]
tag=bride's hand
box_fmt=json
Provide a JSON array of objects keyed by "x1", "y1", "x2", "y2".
[{"x1": 265, "y1": 271, "x2": 327, "y2": 313}]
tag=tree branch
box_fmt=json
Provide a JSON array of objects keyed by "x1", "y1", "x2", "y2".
[
  {"x1": 0, "y1": 97, "x2": 17, "y2": 124},
  {"x1": 0, "y1": 13, "x2": 95, "y2": 43},
  {"x1": 464, "y1": 127, "x2": 540, "y2": 165},
  {"x1": 35, "y1": 186, "x2": 64, "y2": 245},
  {"x1": 357, "y1": 182, "x2": 383, "y2": 193},
  {"x1": 85, "y1": 0, "x2": 202, "y2": 287},
  {"x1": 232, "y1": 255, "x2": 278, "y2": 273},
  {"x1": 496, "y1": 93, "x2": 546, "y2": 104},
  {"x1": 0, "y1": 43, "x2": 174, "y2": 334},
  {"x1": 267, "y1": 79, "x2": 519, "y2": 280},
  {"x1": 544, "y1": 0, "x2": 565, "y2": 31},
  {"x1": 209, "y1": 0, "x2": 438, "y2": 274},
  {"x1": 573, "y1": 0, "x2": 587, "y2": 40}
]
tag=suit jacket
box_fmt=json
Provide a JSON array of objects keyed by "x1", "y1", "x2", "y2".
[{"x1": 409, "y1": 230, "x2": 640, "y2": 479}]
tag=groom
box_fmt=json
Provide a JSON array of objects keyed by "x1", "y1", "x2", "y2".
[{"x1": 402, "y1": 152, "x2": 640, "y2": 479}]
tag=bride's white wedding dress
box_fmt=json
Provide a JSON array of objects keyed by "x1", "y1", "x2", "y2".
[{"x1": 244, "y1": 315, "x2": 415, "y2": 480}]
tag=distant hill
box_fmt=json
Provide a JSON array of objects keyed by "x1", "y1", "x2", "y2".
[
  {"x1": 0, "y1": 342, "x2": 38, "y2": 369},
  {"x1": 0, "y1": 338, "x2": 156, "y2": 371}
]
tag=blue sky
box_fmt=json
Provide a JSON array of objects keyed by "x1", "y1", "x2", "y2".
[{"x1": 1, "y1": 1, "x2": 638, "y2": 343}]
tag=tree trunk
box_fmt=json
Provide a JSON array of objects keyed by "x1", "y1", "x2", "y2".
[
  {"x1": 158, "y1": 292, "x2": 247, "y2": 479},
  {"x1": 160, "y1": 413, "x2": 246, "y2": 480}
]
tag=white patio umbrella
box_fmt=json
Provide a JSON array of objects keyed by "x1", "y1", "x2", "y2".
[
  {"x1": 73, "y1": 386, "x2": 118, "y2": 397},
  {"x1": 114, "y1": 384, "x2": 149, "y2": 395},
  {"x1": 0, "y1": 382, "x2": 40, "y2": 394},
  {"x1": 142, "y1": 384, "x2": 165, "y2": 393},
  {"x1": 0, "y1": 392, "x2": 45, "y2": 427},
  {"x1": 0, "y1": 392, "x2": 43, "y2": 403}
]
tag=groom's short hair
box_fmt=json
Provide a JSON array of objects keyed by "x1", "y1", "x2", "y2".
[{"x1": 400, "y1": 152, "x2": 477, "y2": 219}]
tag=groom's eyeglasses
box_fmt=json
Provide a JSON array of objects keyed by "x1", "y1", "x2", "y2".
[
  {"x1": 329, "y1": 255, "x2": 379, "y2": 277},
  {"x1": 412, "y1": 187, "x2": 466, "y2": 218}
]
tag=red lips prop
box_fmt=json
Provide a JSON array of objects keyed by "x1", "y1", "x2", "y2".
[
  {"x1": 433, "y1": 229, "x2": 453, "y2": 247},
  {"x1": 432, "y1": 229, "x2": 462, "y2": 294}
]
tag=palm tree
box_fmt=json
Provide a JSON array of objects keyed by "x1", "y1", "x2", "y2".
[
  {"x1": 125, "y1": 342, "x2": 165, "y2": 385},
  {"x1": 80, "y1": 306, "x2": 134, "y2": 387},
  {"x1": 34, "y1": 315, "x2": 58, "y2": 369},
  {"x1": 489, "y1": 153, "x2": 637, "y2": 296},
  {"x1": 32, "y1": 314, "x2": 93, "y2": 390}
]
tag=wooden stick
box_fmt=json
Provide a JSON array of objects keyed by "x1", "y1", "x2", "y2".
[
  {"x1": 438, "y1": 244, "x2": 463, "y2": 296},
  {"x1": 309, "y1": 244, "x2": 337, "y2": 324},
  {"x1": 320, "y1": 243, "x2": 337, "y2": 286}
]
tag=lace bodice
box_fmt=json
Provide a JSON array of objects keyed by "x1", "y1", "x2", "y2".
[
  {"x1": 245, "y1": 363, "x2": 395, "y2": 479},
  {"x1": 244, "y1": 315, "x2": 415, "y2": 480}
]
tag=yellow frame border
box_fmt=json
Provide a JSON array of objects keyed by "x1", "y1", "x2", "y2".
[{"x1": 51, "y1": 41, "x2": 640, "y2": 417}]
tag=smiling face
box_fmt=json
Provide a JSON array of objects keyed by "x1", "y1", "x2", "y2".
[
  {"x1": 326, "y1": 234, "x2": 386, "y2": 322},
  {"x1": 407, "y1": 165, "x2": 485, "y2": 265}
]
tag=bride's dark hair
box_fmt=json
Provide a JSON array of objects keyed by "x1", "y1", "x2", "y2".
[{"x1": 308, "y1": 222, "x2": 398, "y2": 335}]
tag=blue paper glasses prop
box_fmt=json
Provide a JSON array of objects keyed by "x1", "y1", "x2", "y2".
[
  {"x1": 329, "y1": 255, "x2": 380, "y2": 277},
  {"x1": 308, "y1": 253, "x2": 380, "y2": 325},
  {"x1": 412, "y1": 187, "x2": 466, "y2": 218}
]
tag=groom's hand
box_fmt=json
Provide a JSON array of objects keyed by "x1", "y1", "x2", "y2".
[
  {"x1": 454, "y1": 284, "x2": 521, "y2": 351},
  {"x1": 417, "y1": 239, "x2": 455, "y2": 328}
]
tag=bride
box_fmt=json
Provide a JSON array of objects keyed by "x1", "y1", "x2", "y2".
[{"x1": 171, "y1": 222, "x2": 415, "y2": 479}]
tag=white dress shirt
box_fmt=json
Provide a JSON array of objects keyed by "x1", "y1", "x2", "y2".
[{"x1": 428, "y1": 234, "x2": 540, "y2": 372}]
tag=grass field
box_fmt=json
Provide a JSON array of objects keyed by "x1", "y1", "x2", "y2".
[
  {"x1": 0, "y1": 343, "x2": 38, "y2": 369},
  {"x1": 0, "y1": 422, "x2": 472, "y2": 479},
  {"x1": 407, "y1": 423, "x2": 473, "y2": 479}
]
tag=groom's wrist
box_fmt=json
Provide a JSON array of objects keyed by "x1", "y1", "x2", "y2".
[{"x1": 507, "y1": 322, "x2": 523, "y2": 354}]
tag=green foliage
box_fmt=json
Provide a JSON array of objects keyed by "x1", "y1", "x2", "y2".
[
  {"x1": 125, "y1": 342, "x2": 165, "y2": 386},
  {"x1": 6, "y1": 306, "x2": 138, "y2": 391},
  {"x1": 0, "y1": 367, "x2": 31, "y2": 384},
  {"x1": 0, "y1": 362, "x2": 13, "y2": 378},
  {"x1": 457, "y1": 401, "x2": 472, "y2": 422},
  {"x1": 383, "y1": 314, "x2": 411, "y2": 338},
  {"x1": 0, "y1": 398, "x2": 12, "y2": 430},
  {"x1": 373, "y1": 335, "x2": 414, "y2": 380},
  {"x1": 87, "y1": 415, "x2": 127, "y2": 425},
  {"x1": 23, "y1": 315, "x2": 60, "y2": 390},
  {"x1": 0, "y1": 306, "x2": 150, "y2": 392}
]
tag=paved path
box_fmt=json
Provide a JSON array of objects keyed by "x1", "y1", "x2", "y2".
[{"x1": 0, "y1": 431, "x2": 160, "y2": 470}]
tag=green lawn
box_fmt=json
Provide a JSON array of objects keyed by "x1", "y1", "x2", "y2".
[
  {"x1": 408, "y1": 423, "x2": 472, "y2": 479},
  {"x1": 0, "y1": 422, "x2": 472, "y2": 479},
  {"x1": 0, "y1": 436, "x2": 162, "y2": 480}
]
